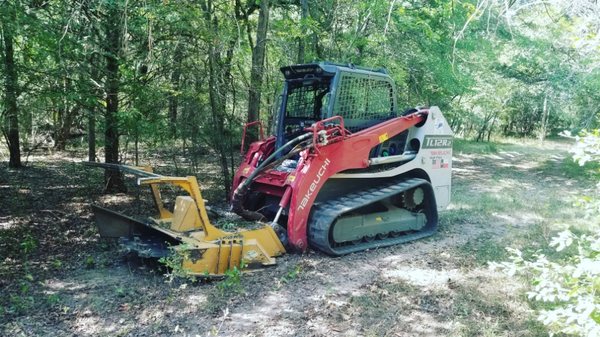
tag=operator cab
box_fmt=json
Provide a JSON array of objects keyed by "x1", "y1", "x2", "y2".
[
  {"x1": 272, "y1": 62, "x2": 407, "y2": 167},
  {"x1": 274, "y1": 64, "x2": 335, "y2": 148}
]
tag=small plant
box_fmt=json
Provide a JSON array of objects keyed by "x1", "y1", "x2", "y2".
[
  {"x1": 202, "y1": 262, "x2": 247, "y2": 315},
  {"x1": 158, "y1": 244, "x2": 196, "y2": 283},
  {"x1": 217, "y1": 262, "x2": 246, "y2": 294},
  {"x1": 85, "y1": 256, "x2": 95, "y2": 269},
  {"x1": 280, "y1": 263, "x2": 302, "y2": 284},
  {"x1": 20, "y1": 234, "x2": 37, "y2": 255},
  {"x1": 218, "y1": 222, "x2": 237, "y2": 231},
  {"x1": 51, "y1": 259, "x2": 63, "y2": 269},
  {"x1": 8, "y1": 294, "x2": 35, "y2": 315},
  {"x1": 46, "y1": 293, "x2": 61, "y2": 306},
  {"x1": 115, "y1": 286, "x2": 126, "y2": 297},
  {"x1": 5, "y1": 273, "x2": 37, "y2": 315}
]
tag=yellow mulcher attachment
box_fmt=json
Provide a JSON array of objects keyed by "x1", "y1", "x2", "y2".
[{"x1": 89, "y1": 164, "x2": 285, "y2": 277}]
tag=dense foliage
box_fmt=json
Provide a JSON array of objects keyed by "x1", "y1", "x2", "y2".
[{"x1": 1, "y1": 0, "x2": 599, "y2": 192}]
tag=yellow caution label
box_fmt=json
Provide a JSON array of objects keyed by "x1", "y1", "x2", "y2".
[
  {"x1": 287, "y1": 175, "x2": 296, "y2": 182},
  {"x1": 378, "y1": 133, "x2": 389, "y2": 143},
  {"x1": 243, "y1": 167, "x2": 250, "y2": 174}
]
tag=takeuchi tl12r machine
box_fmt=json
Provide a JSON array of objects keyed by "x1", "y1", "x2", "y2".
[{"x1": 91, "y1": 62, "x2": 453, "y2": 277}]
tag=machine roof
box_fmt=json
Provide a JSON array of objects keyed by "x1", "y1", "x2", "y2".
[{"x1": 280, "y1": 62, "x2": 388, "y2": 80}]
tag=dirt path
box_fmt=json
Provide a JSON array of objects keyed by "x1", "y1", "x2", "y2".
[{"x1": 1, "y1": 140, "x2": 592, "y2": 336}]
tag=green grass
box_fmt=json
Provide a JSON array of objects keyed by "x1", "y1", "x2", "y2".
[
  {"x1": 451, "y1": 283, "x2": 547, "y2": 337},
  {"x1": 347, "y1": 279, "x2": 547, "y2": 337},
  {"x1": 347, "y1": 280, "x2": 422, "y2": 336},
  {"x1": 539, "y1": 156, "x2": 600, "y2": 181},
  {"x1": 444, "y1": 137, "x2": 598, "y2": 336},
  {"x1": 456, "y1": 235, "x2": 509, "y2": 267},
  {"x1": 448, "y1": 137, "x2": 595, "y2": 262},
  {"x1": 453, "y1": 138, "x2": 500, "y2": 154}
]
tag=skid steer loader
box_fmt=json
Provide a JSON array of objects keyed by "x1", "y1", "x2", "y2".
[{"x1": 91, "y1": 62, "x2": 453, "y2": 277}]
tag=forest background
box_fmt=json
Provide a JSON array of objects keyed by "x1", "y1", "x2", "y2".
[
  {"x1": 2, "y1": 1, "x2": 600, "y2": 336},
  {"x1": 1, "y1": 0, "x2": 598, "y2": 195}
]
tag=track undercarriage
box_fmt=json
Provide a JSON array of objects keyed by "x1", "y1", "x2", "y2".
[{"x1": 309, "y1": 178, "x2": 438, "y2": 255}]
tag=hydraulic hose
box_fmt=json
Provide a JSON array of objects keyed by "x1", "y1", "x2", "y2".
[{"x1": 231, "y1": 132, "x2": 313, "y2": 221}]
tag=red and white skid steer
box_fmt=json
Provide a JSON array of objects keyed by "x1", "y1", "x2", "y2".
[{"x1": 92, "y1": 62, "x2": 453, "y2": 277}]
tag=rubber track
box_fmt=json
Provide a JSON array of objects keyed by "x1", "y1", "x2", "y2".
[{"x1": 308, "y1": 178, "x2": 437, "y2": 256}]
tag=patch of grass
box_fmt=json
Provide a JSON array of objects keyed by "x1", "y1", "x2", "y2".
[
  {"x1": 453, "y1": 139, "x2": 500, "y2": 155},
  {"x1": 1, "y1": 273, "x2": 37, "y2": 318},
  {"x1": 451, "y1": 283, "x2": 547, "y2": 337},
  {"x1": 442, "y1": 185, "x2": 522, "y2": 230},
  {"x1": 347, "y1": 279, "x2": 544, "y2": 336},
  {"x1": 457, "y1": 235, "x2": 509, "y2": 267},
  {"x1": 453, "y1": 284, "x2": 510, "y2": 319},
  {"x1": 539, "y1": 156, "x2": 600, "y2": 181},
  {"x1": 6, "y1": 294, "x2": 35, "y2": 316},
  {"x1": 347, "y1": 280, "x2": 428, "y2": 336},
  {"x1": 501, "y1": 223, "x2": 587, "y2": 262}
]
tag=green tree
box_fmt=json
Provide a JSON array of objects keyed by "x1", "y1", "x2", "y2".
[{"x1": 1, "y1": 1, "x2": 22, "y2": 168}]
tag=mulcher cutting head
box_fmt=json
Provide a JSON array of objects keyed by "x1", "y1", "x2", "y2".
[{"x1": 87, "y1": 163, "x2": 285, "y2": 277}]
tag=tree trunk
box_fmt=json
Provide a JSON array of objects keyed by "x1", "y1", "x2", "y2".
[
  {"x1": 88, "y1": 109, "x2": 96, "y2": 162},
  {"x1": 487, "y1": 117, "x2": 496, "y2": 142},
  {"x1": 88, "y1": 54, "x2": 99, "y2": 162},
  {"x1": 476, "y1": 125, "x2": 486, "y2": 142},
  {"x1": 207, "y1": 52, "x2": 232, "y2": 199},
  {"x1": 297, "y1": 0, "x2": 308, "y2": 63},
  {"x1": 246, "y1": 0, "x2": 270, "y2": 145},
  {"x1": 169, "y1": 43, "x2": 183, "y2": 138},
  {"x1": 539, "y1": 95, "x2": 548, "y2": 143},
  {"x1": 103, "y1": 2, "x2": 126, "y2": 192},
  {"x1": 54, "y1": 107, "x2": 79, "y2": 151},
  {"x1": 1, "y1": 9, "x2": 22, "y2": 168}
]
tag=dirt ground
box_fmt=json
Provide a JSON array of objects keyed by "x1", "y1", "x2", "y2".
[{"x1": 0, "y1": 139, "x2": 595, "y2": 337}]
